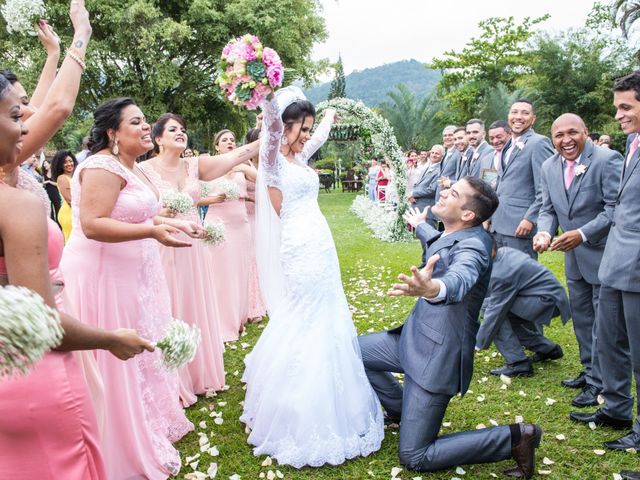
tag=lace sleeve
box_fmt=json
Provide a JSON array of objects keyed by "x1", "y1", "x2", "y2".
[
  {"x1": 300, "y1": 113, "x2": 334, "y2": 164},
  {"x1": 17, "y1": 169, "x2": 50, "y2": 215},
  {"x1": 80, "y1": 155, "x2": 128, "y2": 183},
  {"x1": 259, "y1": 98, "x2": 284, "y2": 189}
]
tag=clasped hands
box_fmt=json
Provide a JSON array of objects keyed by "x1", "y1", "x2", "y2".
[{"x1": 533, "y1": 229, "x2": 583, "y2": 253}]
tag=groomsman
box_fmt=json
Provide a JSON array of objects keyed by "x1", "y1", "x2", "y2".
[
  {"x1": 439, "y1": 125, "x2": 462, "y2": 180},
  {"x1": 534, "y1": 113, "x2": 622, "y2": 407},
  {"x1": 360, "y1": 178, "x2": 542, "y2": 478},
  {"x1": 466, "y1": 119, "x2": 495, "y2": 178},
  {"x1": 488, "y1": 120, "x2": 512, "y2": 171},
  {"x1": 439, "y1": 128, "x2": 473, "y2": 189},
  {"x1": 478, "y1": 244, "x2": 569, "y2": 377},
  {"x1": 409, "y1": 145, "x2": 444, "y2": 228},
  {"x1": 490, "y1": 99, "x2": 554, "y2": 259},
  {"x1": 571, "y1": 72, "x2": 640, "y2": 446}
]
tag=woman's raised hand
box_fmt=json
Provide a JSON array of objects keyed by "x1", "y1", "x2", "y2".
[
  {"x1": 36, "y1": 21, "x2": 60, "y2": 55},
  {"x1": 69, "y1": 0, "x2": 91, "y2": 37}
]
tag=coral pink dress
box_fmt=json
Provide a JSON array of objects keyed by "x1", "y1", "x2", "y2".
[
  {"x1": 139, "y1": 157, "x2": 226, "y2": 406},
  {"x1": 60, "y1": 155, "x2": 193, "y2": 480},
  {"x1": 205, "y1": 172, "x2": 250, "y2": 341},
  {"x1": 0, "y1": 205, "x2": 106, "y2": 479},
  {"x1": 245, "y1": 175, "x2": 267, "y2": 320}
]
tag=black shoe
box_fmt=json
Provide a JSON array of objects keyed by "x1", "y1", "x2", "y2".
[
  {"x1": 571, "y1": 384, "x2": 602, "y2": 408},
  {"x1": 490, "y1": 360, "x2": 533, "y2": 377},
  {"x1": 604, "y1": 431, "x2": 640, "y2": 451},
  {"x1": 561, "y1": 371, "x2": 586, "y2": 389},
  {"x1": 383, "y1": 413, "x2": 400, "y2": 427},
  {"x1": 569, "y1": 409, "x2": 632, "y2": 430},
  {"x1": 529, "y1": 345, "x2": 563, "y2": 363},
  {"x1": 504, "y1": 423, "x2": 542, "y2": 479},
  {"x1": 620, "y1": 471, "x2": 640, "y2": 480}
]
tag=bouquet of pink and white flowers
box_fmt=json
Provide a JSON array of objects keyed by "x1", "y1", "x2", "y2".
[{"x1": 215, "y1": 34, "x2": 284, "y2": 110}]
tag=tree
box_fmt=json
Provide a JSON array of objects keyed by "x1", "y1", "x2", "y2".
[
  {"x1": 428, "y1": 15, "x2": 549, "y2": 121},
  {"x1": 378, "y1": 84, "x2": 451, "y2": 150},
  {"x1": 328, "y1": 55, "x2": 346, "y2": 99},
  {"x1": 614, "y1": 0, "x2": 640, "y2": 62},
  {"x1": 0, "y1": 0, "x2": 327, "y2": 150}
]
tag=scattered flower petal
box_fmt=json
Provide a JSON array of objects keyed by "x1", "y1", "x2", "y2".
[
  {"x1": 589, "y1": 422, "x2": 597, "y2": 430},
  {"x1": 515, "y1": 415, "x2": 524, "y2": 423},
  {"x1": 545, "y1": 398, "x2": 556, "y2": 405},
  {"x1": 542, "y1": 457, "x2": 555, "y2": 465},
  {"x1": 594, "y1": 449, "x2": 606, "y2": 455},
  {"x1": 261, "y1": 456, "x2": 273, "y2": 467},
  {"x1": 500, "y1": 374, "x2": 512, "y2": 385},
  {"x1": 455, "y1": 466, "x2": 466, "y2": 475},
  {"x1": 214, "y1": 417, "x2": 224, "y2": 425},
  {"x1": 555, "y1": 434, "x2": 566, "y2": 441},
  {"x1": 476, "y1": 423, "x2": 487, "y2": 429},
  {"x1": 208, "y1": 462, "x2": 218, "y2": 478},
  {"x1": 477, "y1": 394, "x2": 485, "y2": 402},
  {"x1": 538, "y1": 470, "x2": 552, "y2": 475},
  {"x1": 391, "y1": 466, "x2": 402, "y2": 478}
]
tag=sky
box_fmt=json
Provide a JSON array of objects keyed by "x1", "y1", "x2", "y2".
[{"x1": 312, "y1": 0, "x2": 599, "y2": 77}]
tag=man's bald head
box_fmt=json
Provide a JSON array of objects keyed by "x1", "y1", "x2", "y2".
[
  {"x1": 551, "y1": 113, "x2": 587, "y2": 133},
  {"x1": 551, "y1": 113, "x2": 589, "y2": 161}
]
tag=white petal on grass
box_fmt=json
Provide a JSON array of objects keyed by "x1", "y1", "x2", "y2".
[
  {"x1": 442, "y1": 421, "x2": 452, "y2": 427},
  {"x1": 589, "y1": 422, "x2": 597, "y2": 430},
  {"x1": 261, "y1": 456, "x2": 273, "y2": 467},
  {"x1": 208, "y1": 446, "x2": 219, "y2": 456},
  {"x1": 266, "y1": 471, "x2": 275, "y2": 480},
  {"x1": 555, "y1": 434, "x2": 566, "y2": 441},
  {"x1": 490, "y1": 419, "x2": 499, "y2": 426},
  {"x1": 391, "y1": 466, "x2": 403, "y2": 477},
  {"x1": 198, "y1": 421, "x2": 207, "y2": 429},
  {"x1": 276, "y1": 471, "x2": 284, "y2": 479},
  {"x1": 545, "y1": 398, "x2": 556, "y2": 405},
  {"x1": 614, "y1": 474, "x2": 623, "y2": 480},
  {"x1": 598, "y1": 395, "x2": 605, "y2": 405},
  {"x1": 500, "y1": 384, "x2": 508, "y2": 390},
  {"x1": 542, "y1": 457, "x2": 555, "y2": 465},
  {"x1": 186, "y1": 453, "x2": 201, "y2": 463},
  {"x1": 515, "y1": 415, "x2": 524, "y2": 423},
  {"x1": 476, "y1": 423, "x2": 487, "y2": 429},
  {"x1": 208, "y1": 463, "x2": 218, "y2": 478},
  {"x1": 214, "y1": 417, "x2": 224, "y2": 425},
  {"x1": 229, "y1": 475, "x2": 241, "y2": 480},
  {"x1": 518, "y1": 390, "x2": 527, "y2": 397},
  {"x1": 199, "y1": 436, "x2": 209, "y2": 447},
  {"x1": 594, "y1": 449, "x2": 606, "y2": 455},
  {"x1": 626, "y1": 447, "x2": 637, "y2": 453},
  {"x1": 189, "y1": 460, "x2": 199, "y2": 470},
  {"x1": 217, "y1": 401, "x2": 227, "y2": 407},
  {"x1": 477, "y1": 394, "x2": 486, "y2": 402},
  {"x1": 455, "y1": 466, "x2": 466, "y2": 475},
  {"x1": 538, "y1": 470, "x2": 552, "y2": 476},
  {"x1": 500, "y1": 374, "x2": 512, "y2": 385},
  {"x1": 241, "y1": 342, "x2": 250, "y2": 349}
]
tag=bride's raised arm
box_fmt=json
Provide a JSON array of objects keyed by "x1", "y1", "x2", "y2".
[
  {"x1": 301, "y1": 108, "x2": 336, "y2": 163},
  {"x1": 258, "y1": 97, "x2": 285, "y2": 189}
]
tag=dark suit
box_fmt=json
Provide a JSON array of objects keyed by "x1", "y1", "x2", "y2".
[
  {"x1": 359, "y1": 223, "x2": 512, "y2": 472},
  {"x1": 476, "y1": 247, "x2": 570, "y2": 363},
  {"x1": 597, "y1": 134, "x2": 640, "y2": 430},
  {"x1": 537, "y1": 142, "x2": 623, "y2": 388},
  {"x1": 490, "y1": 129, "x2": 555, "y2": 259}
]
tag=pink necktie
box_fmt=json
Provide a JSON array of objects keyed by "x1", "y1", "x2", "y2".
[
  {"x1": 564, "y1": 160, "x2": 575, "y2": 189},
  {"x1": 627, "y1": 135, "x2": 640, "y2": 167}
]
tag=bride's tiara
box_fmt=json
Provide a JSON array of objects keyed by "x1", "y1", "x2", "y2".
[{"x1": 275, "y1": 86, "x2": 307, "y2": 118}]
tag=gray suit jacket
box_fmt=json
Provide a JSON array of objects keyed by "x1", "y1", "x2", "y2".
[
  {"x1": 412, "y1": 162, "x2": 441, "y2": 212},
  {"x1": 599, "y1": 134, "x2": 640, "y2": 292},
  {"x1": 476, "y1": 247, "x2": 571, "y2": 349},
  {"x1": 454, "y1": 147, "x2": 474, "y2": 181},
  {"x1": 440, "y1": 148, "x2": 461, "y2": 180},
  {"x1": 490, "y1": 129, "x2": 554, "y2": 238},
  {"x1": 538, "y1": 142, "x2": 623, "y2": 284},
  {"x1": 469, "y1": 141, "x2": 495, "y2": 178},
  {"x1": 389, "y1": 223, "x2": 492, "y2": 396}
]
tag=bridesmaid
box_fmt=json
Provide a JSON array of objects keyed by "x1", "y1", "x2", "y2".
[
  {"x1": 139, "y1": 113, "x2": 225, "y2": 406},
  {"x1": 199, "y1": 129, "x2": 253, "y2": 341},
  {"x1": 51, "y1": 149, "x2": 77, "y2": 241},
  {"x1": 244, "y1": 128, "x2": 266, "y2": 322},
  {"x1": 0, "y1": 70, "x2": 152, "y2": 480}
]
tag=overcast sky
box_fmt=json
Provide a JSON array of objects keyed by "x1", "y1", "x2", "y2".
[{"x1": 312, "y1": 0, "x2": 600, "y2": 77}]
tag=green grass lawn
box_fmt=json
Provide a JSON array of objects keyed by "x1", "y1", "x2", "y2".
[{"x1": 177, "y1": 192, "x2": 635, "y2": 480}]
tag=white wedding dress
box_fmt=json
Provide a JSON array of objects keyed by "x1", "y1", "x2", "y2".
[{"x1": 240, "y1": 93, "x2": 384, "y2": 468}]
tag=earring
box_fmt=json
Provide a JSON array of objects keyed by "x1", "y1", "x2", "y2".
[
  {"x1": 111, "y1": 139, "x2": 119, "y2": 156},
  {"x1": 281, "y1": 136, "x2": 288, "y2": 145}
]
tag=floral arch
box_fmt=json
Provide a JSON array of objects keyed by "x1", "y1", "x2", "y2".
[{"x1": 316, "y1": 97, "x2": 410, "y2": 242}]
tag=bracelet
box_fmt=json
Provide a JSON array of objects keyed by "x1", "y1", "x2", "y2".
[{"x1": 66, "y1": 51, "x2": 86, "y2": 71}]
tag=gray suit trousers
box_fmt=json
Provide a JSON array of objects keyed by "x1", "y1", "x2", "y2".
[
  {"x1": 359, "y1": 332, "x2": 512, "y2": 471},
  {"x1": 597, "y1": 286, "x2": 640, "y2": 429},
  {"x1": 494, "y1": 232, "x2": 537, "y2": 260},
  {"x1": 567, "y1": 278, "x2": 601, "y2": 388},
  {"x1": 493, "y1": 313, "x2": 558, "y2": 364}
]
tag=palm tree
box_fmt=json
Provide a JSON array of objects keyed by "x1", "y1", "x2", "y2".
[
  {"x1": 614, "y1": 0, "x2": 640, "y2": 61},
  {"x1": 480, "y1": 82, "x2": 536, "y2": 125}
]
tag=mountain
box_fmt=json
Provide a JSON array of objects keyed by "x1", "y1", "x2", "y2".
[{"x1": 303, "y1": 59, "x2": 441, "y2": 107}]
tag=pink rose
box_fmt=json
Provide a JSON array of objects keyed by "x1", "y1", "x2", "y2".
[
  {"x1": 266, "y1": 64, "x2": 284, "y2": 87},
  {"x1": 262, "y1": 47, "x2": 281, "y2": 68},
  {"x1": 245, "y1": 89, "x2": 264, "y2": 110}
]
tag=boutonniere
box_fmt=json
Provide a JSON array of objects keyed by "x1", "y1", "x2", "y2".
[
  {"x1": 575, "y1": 164, "x2": 588, "y2": 176},
  {"x1": 515, "y1": 141, "x2": 525, "y2": 150},
  {"x1": 472, "y1": 151, "x2": 480, "y2": 161}
]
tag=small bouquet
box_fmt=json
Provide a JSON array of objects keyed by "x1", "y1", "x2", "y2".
[
  {"x1": 219, "y1": 180, "x2": 239, "y2": 201},
  {"x1": 199, "y1": 181, "x2": 212, "y2": 198},
  {"x1": 0, "y1": 285, "x2": 64, "y2": 377},
  {"x1": 161, "y1": 191, "x2": 193, "y2": 215},
  {"x1": 215, "y1": 33, "x2": 284, "y2": 110},
  {"x1": 202, "y1": 220, "x2": 226, "y2": 246},
  {"x1": 1, "y1": 0, "x2": 46, "y2": 35},
  {"x1": 155, "y1": 319, "x2": 201, "y2": 370}
]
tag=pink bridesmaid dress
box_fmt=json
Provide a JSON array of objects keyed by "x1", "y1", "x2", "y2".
[
  {"x1": 245, "y1": 176, "x2": 267, "y2": 320},
  {"x1": 60, "y1": 155, "x2": 193, "y2": 480},
  {"x1": 139, "y1": 157, "x2": 226, "y2": 406},
  {"x1": 205, "y1": 171, "x2": 251, "y2": 341},
  {"x1": 0, "y1": 201, "x2": 106, "y2": 479}
]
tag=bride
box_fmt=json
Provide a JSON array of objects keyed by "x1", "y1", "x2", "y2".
[{"x1": 240, "y1": 86, "x2": 384, "y2": 468}]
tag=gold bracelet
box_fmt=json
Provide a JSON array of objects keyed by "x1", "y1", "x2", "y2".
[{"x1": 66, "y1": 51, "x2": 86, "y2": 71}]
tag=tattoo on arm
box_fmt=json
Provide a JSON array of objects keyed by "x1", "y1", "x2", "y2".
[{"x1": 75, "y1": 40, "x2": 84, "y2": 48}]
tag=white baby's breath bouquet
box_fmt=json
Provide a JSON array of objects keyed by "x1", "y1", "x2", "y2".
[
  {"x1": 0, "y1": 285, "x2": 64, "y2": 378},
  {"x1": 161, "y1": 191, "x2": 193, "y2": 215},
  {"x1": 202, "y1": 220, "x2": 226, "y2": 246},
  {"x1": 1, "y1": 0, "x2": 46, "y2": 35},
  {"x1": 199, "y1": 181, "x2": 212, "y2": 198},
  {"x1": 155, "y1": 319, "x2": 200, "y2": 370},
  {"x1": 219, "y1": 180, "x2": 239, "y2": 201}
]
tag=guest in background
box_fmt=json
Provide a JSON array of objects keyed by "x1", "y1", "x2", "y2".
[
  {"x1": 368, "y1": 158, "x2": 380, "y2": 201},
  {"x1": 75, "y1": 136, "x2": 90, "y2": 163},
  {"x1": 376, "y1": 160, "x2": 390, "y2": 201},
  {"x1": 20, "y1": 154, "x2": 43, "y2": 182},
  {"x1": 51, "y1": 150, "x2": 77, "y2": 241},
  {"x1": 41, "y1": 156, "x2": 62, "y2": 222}
]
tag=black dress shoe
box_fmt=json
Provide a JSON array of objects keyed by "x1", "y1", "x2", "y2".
[
  {"x1": 489, "y1": 360, "x2": 533, "y2": 377},
  {"x1": 529, "y1": 344, "x2": 563, "y2": 363},
  {"x1": 604, "y1": 431, "x2": 640, "y2": 451},
  {"x1": 383, "y1": 413, "x2": 400, "y2": 427},
  {"x1": 506, "y1": 423, "x2": 542, "y2": 479},
  {"x1": 561, "y1": 371, "x2": 586, "y2": 389},
  {"x1": 569, "y1": 409, "x2": 633, "y2": 430},
  {"x1": 571, "y1": 384, "x2": 602, "y2": 408},
  {"x1": 620, "y1": 471, "x2": 640, "y2": 480}
]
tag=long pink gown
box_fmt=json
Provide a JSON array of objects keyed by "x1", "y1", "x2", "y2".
[
  {"x1": 245, "y1": 176, "x2": 267, "y2": 320},
  {"x1": 60, "y1": 155, "x2": 193, "y2": 480},
  {"x1": 139, "y1": 157, "x2": 225, "y2": 406},
  {"x1": 205, "y1": 172, "x2": 250, "y2": 341},
  {"x1": 0, "y1": 206, "x2": 106, "y2": 479}
]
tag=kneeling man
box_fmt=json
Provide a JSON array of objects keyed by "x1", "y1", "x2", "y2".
[{"x1": 359, "y1": 177, "x2": 541, "y2": 478}]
